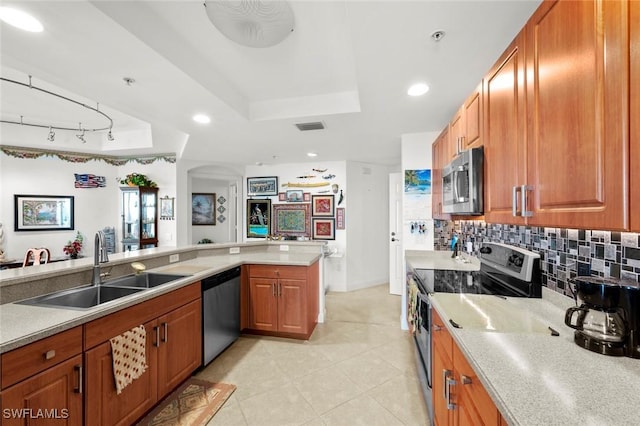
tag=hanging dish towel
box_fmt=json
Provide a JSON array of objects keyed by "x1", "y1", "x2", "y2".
[
  {"x1": 110, "y1": 324, "x2": 148, "y2": 395},
  {"x1": 408, "y1": 279, "x2": 420, "y2": 335}
]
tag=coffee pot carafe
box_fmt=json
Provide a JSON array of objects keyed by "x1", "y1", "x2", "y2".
[{"x1": 566, "y1": 277, "x2": 640, "y2": 358}]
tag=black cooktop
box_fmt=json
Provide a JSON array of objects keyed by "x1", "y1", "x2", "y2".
[{"x1": 413, "y1": 262, "x2": 542, "y2": 298}]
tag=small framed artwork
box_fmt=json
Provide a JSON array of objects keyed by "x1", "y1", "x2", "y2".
[
  {"x1": 286, "y1": 189, "x2": 304, "y2": 202},
  {"x1": 311, "y1": 194, "x2": 335, "y2": 217},
  {"x1": 247, "y1": 199, "x2": 271, "y2": 237},
  {"x1": 336, "y1": 207, "x2": 345, "y2": 230},
  {"x1": 247, "y1": 176, "x2": 278, "y2": 196},
  {"x1": 160, "y1": 196, "x2": 175, "y2": 220},
  {"x1": 312, "y1": 218, "x2": 335, "y2": 240},
  {"x1": 192, "y1": 193, "x2": 216, "y2": 225},
  {"x1": 303, "y1": 193, "x2": 311, "y2": 202},
  {"x1": 273, "y1": 203, "x2": 310, "y2": 237},
  {"x1": 278, "y1": 192, "x2": 286, "y2": 201},
  {"x1": 14, "y1": 194, "x2": 74, "y2": 231}
]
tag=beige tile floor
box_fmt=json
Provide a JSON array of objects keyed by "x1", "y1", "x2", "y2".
[{"x1": 198, "y1": 284, "x2": 430, "y2": 426}]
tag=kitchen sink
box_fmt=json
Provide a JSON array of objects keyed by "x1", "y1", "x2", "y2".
[
  {"x1": 104, "y1": 272, "x2": 189, "y2": 289},
  {"x1": 17, "y1": 285, "x2": 144, "y2": 310}
]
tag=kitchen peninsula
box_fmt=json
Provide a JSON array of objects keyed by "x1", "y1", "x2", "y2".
[{"x1": 0, "y1": 241, "x2": 325, "y2": 353}]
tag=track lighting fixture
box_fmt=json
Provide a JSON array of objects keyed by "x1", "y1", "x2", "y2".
[{"x1": 0, "y1": 74, "x2": 116, "y2": 144}]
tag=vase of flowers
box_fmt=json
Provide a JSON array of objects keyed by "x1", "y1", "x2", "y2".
[
  {"x1": 63, "y1": 231, "x2": 83, "y2": 258},
  {"x1": 118, "y1": 173, "x2": 157, "y2": 187}
]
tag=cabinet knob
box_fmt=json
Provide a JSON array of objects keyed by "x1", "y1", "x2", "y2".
[
  {"x1": 433, "y1": 324, "x2": 443, "y2": 332},
  {"x1": 461, "y1": 375, "x2": 472, "y2": 385},
  {"x1": 44, "y1": 349, "x2": 56, "y2": 360}
]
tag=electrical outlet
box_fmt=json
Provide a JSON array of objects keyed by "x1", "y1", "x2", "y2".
[
  {"x1": 229, "y1": 247, "x2": 240, "y2": 254},
  {"x1": 169, "y1": 254, "x2": 179, "y2": 263},
  {"x1": 280, "y1": 244, "x2": 289, "y2": 251}
]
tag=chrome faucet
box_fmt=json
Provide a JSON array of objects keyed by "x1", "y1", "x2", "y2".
[{"x1": 92, "y1": 230, "x2": 109, "y2": 285}]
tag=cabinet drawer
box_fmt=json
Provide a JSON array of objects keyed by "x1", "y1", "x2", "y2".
[
  {"x1": 432, "y1": 309, "x2": 453, "y2": 361},
  {"x1": 249, "y1": 264, "x2": 307, "y2": 280},
  {"x1": 84, "y1": 282, "x2": 200, "y2": 349},
  {"x1": 1, "y1": 326, "x2": 83, "y2": 389}
]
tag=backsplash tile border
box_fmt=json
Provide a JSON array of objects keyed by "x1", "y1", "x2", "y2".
[{"x1": 434, "y1": 220, "x2": 640, "y2": 298}]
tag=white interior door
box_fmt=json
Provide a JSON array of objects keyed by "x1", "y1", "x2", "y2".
[{"x1": 389, "y1": 173, "x2": 403, "y2": 295}]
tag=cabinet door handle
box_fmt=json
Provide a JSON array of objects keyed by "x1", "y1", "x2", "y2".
[
  {"x1": 512, "y1": 186, "x2": 519, "y2": 217},
  {"x1": 461, "y1": 375, "x2": 472, "y2": 385},
  {"x1": 433, "y1": 324, "x2": 442, "y2": 332},
  {"x1": 74, "y1": 364, "x2": 83, "y2": 394},
  {"x1": 272, "y1": 283, "x2": 276, "y2": 297},
  {"x1": 154, "y1": 326, "x2": 160, "y2": 347},
  {"x1": 442, "y1": 369, "x2": 451, "y2": 399},
  {"x1": 521, "y1": 185, "x2": 533, "y2": 217},
  {"x1": 161, "y1": 322, "x2": 168, "y2": 343},
  {"x1": 446, "y1": 376, "x2": 457, "y2": 410},
  {"x1": 278, "y1": 283, "x2": 282, "y2": 296}
]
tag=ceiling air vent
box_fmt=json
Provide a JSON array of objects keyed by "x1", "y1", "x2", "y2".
[{"x1": 295, "y1": 121, "x2": 325, "y2": 131}]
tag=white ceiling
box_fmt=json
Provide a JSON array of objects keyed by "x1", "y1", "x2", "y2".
[{"x1": 0, "y1": 0, "x2": 541, "y2": 167}]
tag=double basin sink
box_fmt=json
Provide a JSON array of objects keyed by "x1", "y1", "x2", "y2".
[{"x1": 18, "y1": 272, "x2": 188, "y2": 310}]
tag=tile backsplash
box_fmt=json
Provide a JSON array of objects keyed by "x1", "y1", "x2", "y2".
[{"x1": 434, "y1": 220, "x2": 640, "y2": 297}]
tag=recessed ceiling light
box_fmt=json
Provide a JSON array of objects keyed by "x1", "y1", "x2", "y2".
[
  {"x1": 408, "y1": 83, "x2": 430, "y2": 97},
  {"x1": 192, "y1": 114, "x2": 211, "y2": 124},
  {"x1": 0, "y1": 7, "x2": 43, "y2": 32},
  {"x1": 307, "y1": 152, "x2": 318, "y2": 157}
]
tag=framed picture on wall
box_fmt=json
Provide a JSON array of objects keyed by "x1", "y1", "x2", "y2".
[
  {"x1": 14, "y1": 194, "x2": 74, "y2": 231},
  {"x1": 286, "y1": 189, "x2": 304, "y2": 202},
  {"x1": 311, "y1": 194, "x2": 334, "y2": 217},
  {"x1": 247, "y1": 199, "x2": 271, "y2": 237},
  {"x1": 312, "y1": 218, "x2": 335, "y2": 240},
  {"x1": 247, "y1": 176, "x2": 278, "y2": 196},
  {"x1": 273, "y1": 203, "x2": 310, "y2": 237},
  {"x1": 192, "y1": 193, "x2": 216, "y2": 225}
]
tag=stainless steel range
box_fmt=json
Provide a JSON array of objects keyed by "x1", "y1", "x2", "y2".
[{"x1": 406, "y1": 242, "x2": 542, "y2": 425}]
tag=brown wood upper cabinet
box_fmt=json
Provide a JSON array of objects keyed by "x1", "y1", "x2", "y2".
[
  {"x1": 630, "y1": 0, "x2": 640, "y2": 232},
  {"x1": 483, "y1": 31, "x2": 527, "y2": 226},
  {"x1": 484, "y1": 0, "x2": 629, "y2": 230},
  {"x1": 523, "y1": 0, "x2": 628, "y2": 230},
  {"x1": 432, "y1": 127, "x2": 451, "y2": 221},
  {"x1": 450, "y1": 83, "x2": 483, "y2": 159}
]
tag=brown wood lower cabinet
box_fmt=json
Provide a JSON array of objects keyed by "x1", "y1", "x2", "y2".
[
  {"x1": 0, "y1": 326, "x2": 84, "y2": 425},
  {"x1": 246, "y1": 262, "x2": 319, "y2": 339},
  {"x1": 85, "y1": 319, "x2": 158, "y2": 426},
  {"x1": 1, "y1": 355, "x2": 83, "y2": 425},
  {"x1": 84, "y1": 283, "x2": 202, "y2": 426},
  {"x1": 432, "y1": 309, "x2": 504, "y2": 426}
]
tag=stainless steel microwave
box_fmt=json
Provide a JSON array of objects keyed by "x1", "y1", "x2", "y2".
[{"x1": 442, "y1": 146, "x2": 483, "y2": 215}]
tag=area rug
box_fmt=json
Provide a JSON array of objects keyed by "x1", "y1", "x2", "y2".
[{"x1": 136, "y1": 378, "x2": 236, "y2": 426}]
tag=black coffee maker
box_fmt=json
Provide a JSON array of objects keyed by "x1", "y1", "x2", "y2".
[{"x1": 565, "y1": 277, "x2": 640, "y2": 358}]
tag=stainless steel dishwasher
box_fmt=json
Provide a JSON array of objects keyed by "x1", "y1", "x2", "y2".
[{"x1": 202, "y1": 266, "x2": 241, "y2": 366}]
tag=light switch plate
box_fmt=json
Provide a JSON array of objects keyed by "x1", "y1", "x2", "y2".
[
  {"x1": 280, "y1": 245, "x2": 289, "y2": 251},
  {"x1": 229, "y1": 247, "x2": 240, "y2": 254},
  {"x1": 169, "y1": 254, "x2": 180, "y2": 263}
]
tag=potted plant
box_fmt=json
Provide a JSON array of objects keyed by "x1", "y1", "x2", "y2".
[
  {"x1": 63, "y1": 231, "x2": 84, "y2": 259},
  {"x1": 118, "y1": 173, "x2": 157, "y2": 187}
]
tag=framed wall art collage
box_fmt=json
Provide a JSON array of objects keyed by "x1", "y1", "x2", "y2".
[{"x1": 246, "y1": 172, "x2": 344, "y2": 240}]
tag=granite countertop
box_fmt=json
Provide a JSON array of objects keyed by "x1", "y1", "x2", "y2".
[
  {"x1": 431, "y1": 291, "x2": 640, "y2": 426},
  {"x1": 405, "y1": 249, "x2": 480, "y2": 271},
  {"x1": 0, "y1": 251, "x2": 321, "y2": 354}
]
